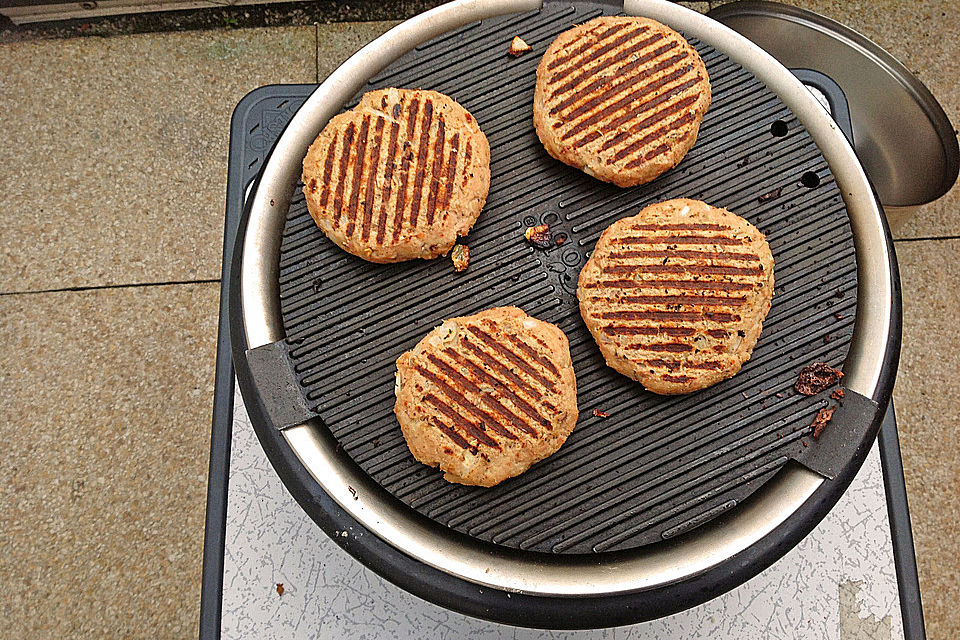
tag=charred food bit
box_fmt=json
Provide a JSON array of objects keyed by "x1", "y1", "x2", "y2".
[
  {"x1": 757, "y1": 187, "x2": 783, "y2": 202},
  {"x1": 831, "y1": 388, "x2": 845, "y2": 400},
  {"x1": 276, "y1": 583, "x2": 284, "y2": 596},
  {"x1": 592, "y1": 409, "x2": 610, "y2": 419},
  {"x1": 508, "y1": 36, "x2": 532, "y2": 57},
  {"x1": 794, "y1": 362, "x2": 844, "y2": 396},
  {"x1": 451, "y1": 244, "x2": 470, "y2": 272},
  {"x1": 525, "y1": 224, "x2": 552, "y2": 249},
  {"x1": 811, "y1": 406, "x2": 836, "y2": 438}
]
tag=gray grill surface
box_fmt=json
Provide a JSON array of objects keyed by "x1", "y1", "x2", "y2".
[{"x1": 276, "y1": 2, "x2": 858, "y2": 554}]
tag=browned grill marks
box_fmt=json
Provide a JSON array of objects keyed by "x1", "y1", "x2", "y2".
[
  {"x1": 502, "y1": 333, "x2": 561, "y2": 377},
  {"x1": 707, "y1": 329, "x2": 729, "y2": 338},
  {"x1": 438, "y1": 133, "x2": 460, "y2": 212},
  {"x1": 545, "y1": 22, "x2": 632, "y2": 72},
  {"x1": 359, "y1": 116, "x2": 385, "y2": 241},
  {"x1": 601, "y1": 325, "x2": 696, "y2": 337},
  {"x1": 632, "y1": 223, "x2": 729, "y2": 231},
  {"x1": 644, "y1": 358, "x2": 680, "y2": 370},
  {"x1": 598, "y1": 310, "x2": 741, "y2": 323},
  {"x1": 423, "y1": 393, "x2": 500, "y2": 448},
  {"x1": 447, "y1": 349, "x2": 552, "y2": 429},
  {"x1": 643, "y1": 359, "x2": 726, "y2": 371},
  {"x1": 549, "y1": 26, "x2": 653, "y2": 86},
  {"x1": 425, "y1": 116, "x2": 447, "y2": 226},
  {"x1": 390, "y1": 98, "x2": 419, "y2": 243},
  {"x1": 425, "y1": 412, "x2": 473, "y2": 451},
  {"x1": 589, "y1": 278, "x2": 755, "y2": 291},
  {"x1": 531, "y1": 335, "x2": 552, "y2": 350},
  {"x1": 550, "y1": 42, "x2": 688, "y2": 122},
  {"x1": 343, "y1": 115, "x2": 371, "y2": 237},
  {"x1": 466, "y1": 327, "x2": 557, "y2": 390},
  {"x1": 594, "y1": 294, "x2": 746, "y2": 306},
  {"x1": 618, "y1": 235, "x2": 747, "y2": 246},
  {"x1": 548, "y1": 31, "x2": 663, "y2": 104},
  {"x1": 607, "y1": 263, "x2": 765, "y2": 276},
  {"x1": 637, "y1": 142, "x2": 673, "y2": 163},
  {"x1": 375, "y1": 120, "x2": 401, "y2": 245},
  {"x1": 610, "y1": 249, "x2": 761, "y2": 262},
  {"x1": 607, "y1": 110, "x2": 697, "y2": 161},
  {"x1": 579, "y1": 89, "x2": 698, "y2": 154},
  {"x1": 600, "y1": 75, "x2": 700, "y2": 148},
  {"x1": 425, "y1": 354, "x2": 538, "y2": 437},
  {"x1": 559, "y1": 52, "x2": 690, "y2": 141},
  {"x1": 662, "y1": 374, "x2": 693, "y2": 383},
  {"x1": 460, "y1": 142, "x2": 473, "y2": 189},
  {"x1": 408, "y1": 99, "x2": 435, "y2": 229},
  {"x1": 627, "y1": 342, "x2": 694, "y2": 353},
  {"x1": 416, "y1": 363, "x2": 518, "y2": 440},
  {"x1": 456, "y1": 340, "x2": 548, "y2": 405},
  {"x1": 602, "y1": 85, "x2": 698, "y2": 153},
  {"x1": 330, "y1": 122, "x2": 356, "y2": 229},
  {"x1": 317, "y1": 130, "x2": 338, "y2": 209}
]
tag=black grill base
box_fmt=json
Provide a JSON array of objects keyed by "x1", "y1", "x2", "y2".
[{"x1": 277, "y1": 3, "x2": 858, "y2": 554}]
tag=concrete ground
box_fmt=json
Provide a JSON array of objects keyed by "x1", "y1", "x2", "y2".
[{"x1": 0, "y1": 1, "x2": 956, "y2": 637}]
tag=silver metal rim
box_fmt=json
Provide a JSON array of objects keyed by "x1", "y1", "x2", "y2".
[{"x1": 238, "y1": 0, "x2": 893, "y2": 596}]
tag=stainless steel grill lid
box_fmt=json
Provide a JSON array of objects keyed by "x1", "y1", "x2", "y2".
[{"x1": 229, "y1": 0, "x2": 899, "y2": 627}]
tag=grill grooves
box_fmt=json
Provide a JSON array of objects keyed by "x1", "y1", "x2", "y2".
[{"x1": 276, "y1": 3, "x2": 859, "y2": 554}]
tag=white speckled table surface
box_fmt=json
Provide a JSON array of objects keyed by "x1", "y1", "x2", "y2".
[{"x1": 218, "y1": 382, "x2": 905, "y2": 639}]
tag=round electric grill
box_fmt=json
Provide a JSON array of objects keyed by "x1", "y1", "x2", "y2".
[{"x1": 230, "y1": 0, "x2": 900, "y2": 627}]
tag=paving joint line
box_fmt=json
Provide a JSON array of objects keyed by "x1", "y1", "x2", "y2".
[{"x1": 0, "y1": 278, "x2": 221, "y2": 297}]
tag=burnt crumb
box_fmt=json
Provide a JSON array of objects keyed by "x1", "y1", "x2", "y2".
[
  {"x1": 736, "y1": 157, "x2": 750, "y2": 168},
  {"x1": 831, "y1": 388, "x2": 845, "y2": 400},
  {"x1": 348, "y1": 486, "x2": 358, "y2": 500},
  {"x1": 737, "y1": 330, "x2": 745, "y2": 337},
  {"x1": 835, "y1": 288, "x2": 845, "y2": 298},
  {"x1": 592, "y1": 409, "x2": 610, "y2": 419},
  {"x1": 525, "y1": 224, "x2": 552, "y2": 249},
  {"x1": 451, "y1": 244, "x2": 470, "y2": 272},
  {"x1": 823, "y1": 334, "x2": 831, "y2": 344},
  {"x1": 834, "y1": 312, "x2": 845, "y2": 320},
  {"x1": 811, "y1": 406, "x2": 837, "y2": 438},
  {"x1": 758, "y1": 187, "x2": 782, "y2": 202},
  {"x1": 795, "y1": 362, "x2": 844, "y2": 395},
  {"x1": 775, "y1": 392, "x2": 784, "y2": 398},
  {"x1": 270, "y1": 199, "x2": 275, "y2": 206},
  {"x1": 555, "y1": 234, "x2": 566, "y2": 246},
  {"x1": 508, "y1": 36, "x2": 532, "y2": 57},
  {"x1": 802, "y1": 441, "x2": 809, "y2": 448},
  {"x1": 276, "y1": 583, "x2": 284, "y2": 596}
]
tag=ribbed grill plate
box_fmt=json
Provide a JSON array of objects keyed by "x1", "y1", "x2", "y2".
[{"x1": 277, "y1": 2, "x2": 858, "y2": 554}]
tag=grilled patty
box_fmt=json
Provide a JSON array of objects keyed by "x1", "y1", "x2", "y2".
[
  {"x1": 533, "y1": 17, "x2": 710, "y2": 187},
  {"x1": 394, "y1": 307, "x2": 578, "y2": 487},
  {"x1": 302, "y1": 88, "x2": 490, "y2": 263},
  {"x1": 578, "y1": 199, "x2": 774, "y2": 394}
]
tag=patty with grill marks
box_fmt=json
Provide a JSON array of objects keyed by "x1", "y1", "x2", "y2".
[
  {"x1": 533, "y1": 17, "x2": 710, "y2": 187},
  {"x1": 302, "y1": 88, "x2": 490, "y2": 263},
  {"x1": 394, "y1": 307, "x2": 578, "y2": 487},
  {"x1": 578, "y1": 199, "x2": 774, "y2": 394}
]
